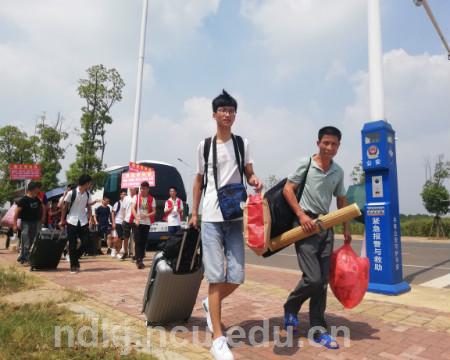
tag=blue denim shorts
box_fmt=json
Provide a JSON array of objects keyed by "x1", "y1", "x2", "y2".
[{"x1": 201, "y1": 221, "x2": 245, "y2": 284}]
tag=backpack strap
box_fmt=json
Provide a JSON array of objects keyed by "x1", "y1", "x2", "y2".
[
  {"x1": 296, "y1": 157, "x2": 313, "y2": 201},
  {"x1": 202, "y1": 137, "x2": 212, "y2": 193},
  {"x1": 211, "y1": 134, "x2": 246, "y2": 191},
  {"x1": 231, "y1": 134, "x2": 245, "y2": 184}
]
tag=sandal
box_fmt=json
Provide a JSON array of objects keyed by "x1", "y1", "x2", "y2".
[{"x1": 313, "y1": 332, "x2": 339, "y2": 349}]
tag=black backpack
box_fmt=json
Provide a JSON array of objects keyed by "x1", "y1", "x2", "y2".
[
  {"x1": 262, "y1": 158, "x2": 312, "y2": 257},
  {"x1": 163, "y1": 227, "x2": 202, "y2": 274}
]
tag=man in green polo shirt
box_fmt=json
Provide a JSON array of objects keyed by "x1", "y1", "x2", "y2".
[{"x1": 282, "y1": 126, "x2": 351, "y2": 350}]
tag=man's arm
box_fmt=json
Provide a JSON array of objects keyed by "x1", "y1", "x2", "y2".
[
  {"x1": 244, "y1": 164, "x2": 263, "y2": 192},
  {"x1": 93, "y1": 209, "x2": 99, "y2": 225},
  {"x1": 131, "y1": 200, "x2": 139, "y2": 225},
  {"x1": 88, "y1": 205, "x2": 93, "y2": 226},
  {"x1": 189, "y1": 174, "x2": 203, "y2": 228},
  {"x1": 337, "y1": 196, "x2": 352, "y2": 244},
  {"x1": 41, "y1": 203, "x2": 46, "y2": 224},
  {"x1": 13, "y1": 206, "x2": 21, "y2": 233},
  {"x1": 111, "y1": 205, "x2": 117, "y2": 229},
  {"x1": 283, "y1": 180, "x2": 316, "y2": 233},
  {"x1": 164, "y1": 201, "x2": 172, "y2": 215},
  {"x1": 59, "y1": 202, "x2": 67, "y2": 228}
]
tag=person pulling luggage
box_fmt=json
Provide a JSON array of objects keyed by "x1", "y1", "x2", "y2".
[{"x1": 59, "y1": 174, "x2": 93, "y2": 274}]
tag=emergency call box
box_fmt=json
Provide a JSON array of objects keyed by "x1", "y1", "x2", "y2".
[{"x1": 362, "y1": 121, "x2": 396, "y2": 171}]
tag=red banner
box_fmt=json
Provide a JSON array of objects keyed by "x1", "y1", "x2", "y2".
[
  {"x1": 121, "y1": 170, "x2": 156, "y2": 188},
  {"x1": 9, "y1": 164, "x2": 41, "y2": 180},
  {"x1": 129, "y1": 161, "x2": 152, "y2": 173}
]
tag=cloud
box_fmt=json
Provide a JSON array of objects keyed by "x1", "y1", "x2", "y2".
[
  {"x1": 240, "y1": 0, "x2": 366, "y2": 79},
  {"x1": 0, "y1": 0, "x2": 220, "y2": 177},
  {"x1": 342, "y1": 49, "x2": 450, "y2": 214}
]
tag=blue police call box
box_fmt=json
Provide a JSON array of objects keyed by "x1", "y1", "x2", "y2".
[{"x1": 361, "y1": 120, "x2": 410, "y2": 295}]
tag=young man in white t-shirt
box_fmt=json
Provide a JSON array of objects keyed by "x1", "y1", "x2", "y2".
[
  {"x1": 164, "y1": 187, "x2": 183, "y2": 234},
  {"x1": 190, "y1": 90, "x2": 262, "y2": 360},
  {"x1": 112, "y1": 189, "x2": 127, "y2": 259},
  {"x1": 59, "y1": 174, "x2": 93, "y2": 274},
  {"x1": 121, "y1": 187, "x2": 137, "y2": 260}
]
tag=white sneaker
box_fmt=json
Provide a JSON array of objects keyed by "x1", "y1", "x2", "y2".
[
  {"x1": 202, "y1": 297, "x2": 213, "y2": 333},
  {"x1": 116, "y1": 253, "x2": 122, "y2": 259},
  {"x1": 111, "y1": 249, "x2": 117, "y2": 257},
  {"x1": 210, "y1": 336, "x2": 234, "y2": 360}
]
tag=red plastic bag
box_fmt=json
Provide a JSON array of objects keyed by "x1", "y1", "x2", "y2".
[
  {"x1": 243, "y1": 194, "x2": 271, "y2": 256},
  {"x1": 329, "y1": 243, "x2": 369, "y2": 309}
]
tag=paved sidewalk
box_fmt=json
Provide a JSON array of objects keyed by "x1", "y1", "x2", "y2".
[{"x1": 1, "y1": 246, "x2": 450, "y2": 360}]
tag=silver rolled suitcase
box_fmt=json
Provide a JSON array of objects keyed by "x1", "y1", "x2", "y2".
[{"x1": 142, "y1": 227, "x2": 203, "y2": 326}]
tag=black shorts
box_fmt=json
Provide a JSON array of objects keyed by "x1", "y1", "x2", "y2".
[
  {"x1": 122, "y1": 221, "x2": 134, "y2": 239},
  {"x1": 115, "y1": 223, "x2": 124, "y2": 239},
  {"x1": 98, "y1": 225, "x2": 112, "y2": 238}
]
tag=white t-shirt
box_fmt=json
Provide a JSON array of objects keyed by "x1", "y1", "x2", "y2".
[
  {"x1": 134, "y1": 195, "x2": 156, "y2": 226},
  {"x1": 123, "y1": 195, "x2": 135, "y2": 223},
  {"x1": 196, "y1": 136, "x2": 253, "y2": 222},
  {"x1": 64, "y1": 188, "x2": 90, "y2": 227},
  {"x1": 112, "y1": 200, "x2": 126, "y2": 224},
  {"x1": 164, "y1": 198, "x2": 183, "y2": 227}
]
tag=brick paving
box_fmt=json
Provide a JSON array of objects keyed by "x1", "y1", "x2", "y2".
[{"x1": 1, "y1": 247, "x2": 450, "y2": 359}]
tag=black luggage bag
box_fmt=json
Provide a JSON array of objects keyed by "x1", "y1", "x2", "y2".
[{"x1": 29, "y1": 229, "x2": 67, "y2": 271}]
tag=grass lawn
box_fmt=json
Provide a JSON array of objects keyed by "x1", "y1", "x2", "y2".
[
  {"x1": 0, "y1": 266, "x2": 156, "y2": 360},
  {"x1": 0, "y1": 265, "x2": 40, "y2": 296}
]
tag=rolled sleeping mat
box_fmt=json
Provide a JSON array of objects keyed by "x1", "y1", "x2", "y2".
[{"x1": 267, "y1": 203, "x2": 361, "y2": 251}]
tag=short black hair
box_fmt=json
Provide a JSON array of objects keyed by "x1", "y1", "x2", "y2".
[
  {"x1": 67, "y1": 183, "x2": 75, "y2": 190},
  {"x1": 140, "y1": 181, "x2": 150, "y2": 188},
  {"x1": 169, "y1": 186, "x2": 178, "y2": 192},
  {"x1": 27, "y1": 181, "x2": 39, "y2": 191},
  {"x1": 318, "y1": 126, "x2": 342, "y2": 141},
  {"x1": 212, "y1": 89, "x2": 238, "y2": 113},
  {"x1": 120, "y1": 189, "x2": 127, "y2": 194},
  {"x1": 103, "y1": 196, "x2": 109, "y2": 200},
  {"x1": 78, "y1": 174, "x2": 92, "y2": 186}
]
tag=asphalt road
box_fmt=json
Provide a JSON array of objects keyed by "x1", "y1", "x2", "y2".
[{"x1": 246, "y1": 237, "x2": 450, "y2": 288}]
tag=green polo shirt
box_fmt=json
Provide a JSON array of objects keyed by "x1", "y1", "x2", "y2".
[{"x1": 288, "y1": 156, "x2": 346, "y2": 215}]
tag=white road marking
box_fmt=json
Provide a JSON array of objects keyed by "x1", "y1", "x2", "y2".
[
  {"x1": 420, "y1": 273, "x2": 450, "y2": 288},
  {"x1": 245, "y1": 249, "x2": 450, "y2": 270}
]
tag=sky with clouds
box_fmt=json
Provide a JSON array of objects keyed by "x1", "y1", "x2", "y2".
[{"x1": 1, "y1": 0, "x2": 449, "y2": 214}]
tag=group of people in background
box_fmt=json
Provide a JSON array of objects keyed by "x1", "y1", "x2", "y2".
[{"x1": 10, "y1": 175, "x2": 184, "y2": 273}]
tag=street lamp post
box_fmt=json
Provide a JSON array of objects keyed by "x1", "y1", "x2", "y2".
[
  {"x1": 414, "y1": 0, "x2": 450, "y2": 60},
  {"x1": 130, "y1": 0, "x2": 149, "y2": 163}
]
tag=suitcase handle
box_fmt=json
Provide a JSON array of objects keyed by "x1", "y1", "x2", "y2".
[
  {"x1": 174, "y1": 229, "x2": 201, "y2": 273},
  {"x1": 175, "y1": 231, "x2": 188, "y2": 272},
  {"x1": 189, "y1": 233, "x2": 201, "y2": 271}
]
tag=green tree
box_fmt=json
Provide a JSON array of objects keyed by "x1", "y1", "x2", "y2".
[
  {"x1": 350, "y1": 161, "x2": 365, "y2": 185},
  {"x1": 0, "y1": 126, "x2": 34, "y2": 205},
  {"x1": 33, "y1": 113, "x2": 69, "y2": 191},
  {"x1": 421, "y1": 154, "x2": 450, "y2": 238},
  {"x1": 67, "y1": 64, "x2": 125, "y2": 187}
]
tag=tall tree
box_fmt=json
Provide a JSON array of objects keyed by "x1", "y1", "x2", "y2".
[
  {"x1": 67, "y1": 64, "x2": 125, "y2": 187},
  {"x1": 0, "y1": 126, "x2": 34, "y2": 205},
  {"x1": 421, "y1": 154, "x2": 450, "y2": 238},
  {"x1": 33, "y1": 113, "x2": 69, "y2": 190}
]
